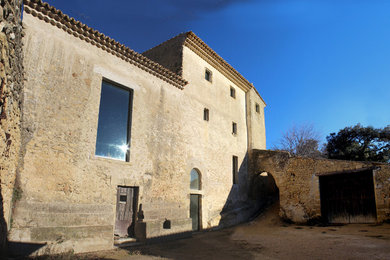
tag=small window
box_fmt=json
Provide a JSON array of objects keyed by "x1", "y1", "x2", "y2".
[
  {"x1": 190, "y1": 168, "x2": 201, "y2": 190},
  {"x1": 204, "y1": 108, "x2": 209, "y2": 121},
  {"x1": 255, "y1": 103, "x2": 260, "y2": 113},
  {"x1": 230, "y1": 87, "x2": 236, "y2": 98},
  {"x1": 232, "y1": 156, "x2": 238, "y2": 184},
  {"x1": 232, "y1": 122, "x2": 237, "y2": 135},
  {"x1": 205, "y1": 69, "x2": 212, "y2": 82},
  {"x1": 119, "y1": 195, "x2": 127, "y2": 203}
]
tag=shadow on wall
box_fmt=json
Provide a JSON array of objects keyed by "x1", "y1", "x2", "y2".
[
  {"x1": 0, "y1": 185, "x2": 8, "y2": 256},
  {"x1": 7, "y1": 241, "x2": 46, "y2": 258},
  {"x1": 1, "y1": 187, "x2": 45, "y2": 258},
  {"x1": 250, "y1": 171, "x2": 279, "y2": 207},
  {"x1": 218, "y1": 152, "x2": 280, "y2": 228}
]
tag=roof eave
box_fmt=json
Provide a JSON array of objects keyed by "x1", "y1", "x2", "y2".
[{"x1": 23, "y1": 0, "x2": 188, "y2": 89}]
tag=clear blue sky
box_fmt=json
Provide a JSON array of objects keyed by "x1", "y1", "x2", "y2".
[{"x1": 44, "y1": 0, "x2": 390, "y2": 148}]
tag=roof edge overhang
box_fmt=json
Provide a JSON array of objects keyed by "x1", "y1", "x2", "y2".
[
  {"x1": 183, "y1": 31, "x2": 266, "y2": 104},
  {"x1": 23, "y1": 0, "x2": 188, "y2": 89}
]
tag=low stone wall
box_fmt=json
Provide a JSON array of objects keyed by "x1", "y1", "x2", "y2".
[
  {"x1": 0, "y1": 0, "x2": 23, "y2": 254},
  {"x1": 251, "y1": 150, "x2": 390, "y2": 223}
]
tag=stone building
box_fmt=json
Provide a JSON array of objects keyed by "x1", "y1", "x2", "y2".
[
  {"x1": 251, "y1": 150, "x2": 390, "y2": 224},
  {"x1": 7, "y1": 0, "x2": 266, "y2": 254},
  {"x1": 4, "y1": 0, "x2": 389, "y2": 257}
]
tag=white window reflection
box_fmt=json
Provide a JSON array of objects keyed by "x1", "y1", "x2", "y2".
[{"x1": 95, "y1": 81, "x2": 132, "y2": 161}]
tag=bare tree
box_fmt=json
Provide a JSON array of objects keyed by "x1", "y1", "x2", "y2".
[{"x1": 274, "y1": 124, "x2": 323, "y2": 158}]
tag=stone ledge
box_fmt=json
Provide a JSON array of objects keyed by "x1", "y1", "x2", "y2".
[{"x1": 15, "y1": 201, "x2": 113, "y2": 213}]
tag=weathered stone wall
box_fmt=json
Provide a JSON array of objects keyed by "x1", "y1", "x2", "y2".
[
  {"x1": 9, "y1": 6, "x2": 266, "y2": 255},
  {"x1": 0, "y1": 0, "x2": 23, "y2": 254},
  {"x1": 181, "y1": 44, "x2": 259, "y2": 227},
  {"x1": 147, "y1": 38, "x2": 268, "y2": 226},
  {"x1": 142, "y1": 33, "x2": 186, "y2": 76},
  {"x1": 252, "y1": 150, "x2": 390, "y2": 223},
  {"x1": 246, "y1": 87, "x2": 266, "y2": 151},
  {"x1": 10, "y1": 11, "x2": 190, "y2": 254}
]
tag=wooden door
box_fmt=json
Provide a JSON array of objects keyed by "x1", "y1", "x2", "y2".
[
  {"x1": 115, "y1": 186, "x2": 138, "y2": 237},
  {"x1": 320, "y1": 170, "x2": 377, "y2": 223},
  {"x1": 190, "y1": 194, "x2": 200, "y2": 231}
]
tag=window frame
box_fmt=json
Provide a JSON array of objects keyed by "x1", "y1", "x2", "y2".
[
  {"x1": 232, "y1": 122, "x2": 237, "y2": 135},
  {"x1": 95, "y1": 79, "x2": 134, "y2": 162},
  {"x1": 203, "y1": 108, "x2": 209, "y2": 121},
  {"x1": 230, "y1": 86, "x2": 236, "y2": 98},
  {"x1": 205, "y1": 68, "x2": 212, "y2": 82},
  {"x1": 232, "y1": 155, "x2": 238, "y2": 184},
  {"x1": 190, "y1": 168, "x2": 202, "y2": 190},
  {"x1": 255, "y1": 103, "x2": 260, "y2": 113}
]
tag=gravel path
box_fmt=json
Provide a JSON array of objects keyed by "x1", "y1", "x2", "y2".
[{"x1": 81, "y1": 204, "x2": 390, "y2": 260}]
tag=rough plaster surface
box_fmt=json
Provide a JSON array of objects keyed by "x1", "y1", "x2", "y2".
[
  {"x1": 252, "y1": 150, "x2": 390, "y2": 223},
  {"x1": 9, "y1": 11, "x2": 266, "y2": 255},
  {"x1": 0, "y1": 0, "x2": 23, "y2": 253},
  {"x1": 246, "y1": 87, "x2": 266, "y2": 151},
  {"x1": 142, "y1": 33, "x2": 186, "y2": 76}
]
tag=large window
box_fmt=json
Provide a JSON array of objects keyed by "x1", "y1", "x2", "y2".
[{"x1": 95, "y1": 80, "x2": 133, "y2": 161}]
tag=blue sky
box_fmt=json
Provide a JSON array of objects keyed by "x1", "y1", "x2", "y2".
[{"x1": 44, "y1": 0, "x2": 390, "y2": 148}]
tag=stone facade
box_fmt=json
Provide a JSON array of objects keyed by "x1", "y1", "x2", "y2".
[
  {"x1": 7, "y1": 0, "x2": 266, "y2": 255},
  {"x1": 0, "y1": 0, "x2": 23, "y2": 254},
  {"x1": 3, "y1": 0, "x2": 390, "y2": 256},
  {"x1": 252, "y1": 150, "x2": 390, "y2": 223}
]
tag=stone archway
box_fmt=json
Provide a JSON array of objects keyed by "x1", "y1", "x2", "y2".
[
  {"x1": 250, "y1": 171, "x2": 280, "y2": 210},
  {"x1": 257, "y1": 172, "x2": 279, "y2": 206},
  {"x1": 260, "y1": 172, "x2": 280, "y2": 205}
]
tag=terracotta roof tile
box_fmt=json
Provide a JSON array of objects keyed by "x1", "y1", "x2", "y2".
[
  {"x1": 23, "y1": 0, "x2": 188, "y2": 89},
  {"x1": 144, "y1": 31, "x2": 266, "y2": 104},
  {"x1": 184, "y1": 31, "x2": 265, "y2": 104}
]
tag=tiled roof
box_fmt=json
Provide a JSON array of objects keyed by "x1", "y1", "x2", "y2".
[
  {"x1": 144, "y1": 31, "x2": 266, "y2": 104},
  {"x1": 184, "y1": 32, "x2": 266, "y2": 104},
  {"x1": 23, "y1": 0, "x2": 188, "y2": 89},
  {"x1": 184, "y1": 32, "x2": 250, "y2": 88}
]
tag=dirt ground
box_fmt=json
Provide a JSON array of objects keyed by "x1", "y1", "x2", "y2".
[{"x1": 81, "y1": 204, "x2": 390, "y2": 260}]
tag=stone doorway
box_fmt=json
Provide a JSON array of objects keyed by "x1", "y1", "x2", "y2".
[
  {"x1": 189, "y1": 168, "x2": 202, "y2": 231},
  {"x1": 255, "y1": 172, "x2": 280, "y2": 207},
  {"x1": 190, "y1": 194, "x2": 201, "y2": 231},
  {"x1": 114, "y1": 186, "x2": 139, "y2": 237}
]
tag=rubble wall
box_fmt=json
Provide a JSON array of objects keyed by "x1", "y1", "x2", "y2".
[
  {"x1": 0, "y1": 0, "x2": 23, "y2": 253},
  {"x1": 252, "y1": 150, "x2": 390, "y2": 223}
]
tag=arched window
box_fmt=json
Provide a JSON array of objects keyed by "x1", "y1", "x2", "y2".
[{"x1": 190, "y1": 168, "x2": 201, "y2": 190}]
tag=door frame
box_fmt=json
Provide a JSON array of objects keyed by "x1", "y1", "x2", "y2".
[
  {"x1": 190, "y1": 193, "x2": 202, "y2": 231},
  {"x1": 319, "y1": 169, "x2": 377, "y2": 224},
  {"x1": 114, "y1": 186, "x2": 139, "y2": 237}
]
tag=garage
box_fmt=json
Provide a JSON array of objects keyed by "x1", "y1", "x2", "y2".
[{"x1": 319, "y1": 168, "x2": 377, "y2": 224}]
